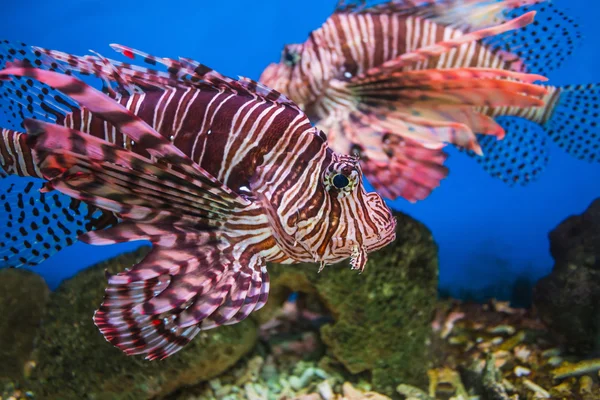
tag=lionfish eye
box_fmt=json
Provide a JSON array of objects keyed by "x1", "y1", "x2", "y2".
[
  {"x1": 323, "y1": 159, "x2": 360, "y2": 198},
  {"x1": 332, "y1": 174, "x2": 350, "y2": 189},
  {"x1": 283, "y1": 48, "x2": 300, "y2": 67}
]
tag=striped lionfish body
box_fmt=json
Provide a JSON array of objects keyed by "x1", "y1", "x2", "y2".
[
  {"x1": 0, "y1": 42, "x2": 396, "y2": 360},
  {"x1": 260, "y1": 0, "x2": 599, "y2": 201}
]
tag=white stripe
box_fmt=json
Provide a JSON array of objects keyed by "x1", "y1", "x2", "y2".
[{"x1": 172, "y1": 87, "x2": 194, "y2": 139}]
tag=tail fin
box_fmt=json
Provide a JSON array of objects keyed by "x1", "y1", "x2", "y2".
[
  {"x1": 543, "y1": 84, "x2": 600, "y2": 164},
  {"x1": 461, "y1": 83, "x2": 599, "y2": 185}
]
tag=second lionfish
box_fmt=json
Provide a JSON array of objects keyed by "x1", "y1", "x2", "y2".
[
  {"x1": 261, "y1": 0, "x2": 598, "y2": 201},
  {"x1": 0, "y1": 42, "x2": 396, "y2": 359}
]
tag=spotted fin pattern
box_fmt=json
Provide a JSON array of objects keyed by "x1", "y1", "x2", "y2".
[
  {"x1": 0, "y1": 42, "x2": 117, "y2": 267},
  {"x1": 483, "y1": 1, "x2": 583, "y2": 76},
  {"x1": 545, "y1": 84, "x2": 600, "y2": 163},
  {"x1": 464, "y1": 83, "x2": 600, "y2": 185},
  {"x1": 0, "y1": 178, "x2": 116, "y2": 268},
  {"x1": 461, "y1": 117, "x2": 550, "y2": 185},
  {"x1": 0, "y1": 40, "x2": 78, "y2": 130}
]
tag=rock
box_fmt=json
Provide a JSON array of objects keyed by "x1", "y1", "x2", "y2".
[
  {"x1": 28, "y1": 247, "x2": 258, "y2": 400},
  {"x1": 0, "y1": 268, "x2": 49, "y2": 383},
  {"x1": 256, "y1": 211, "x2": 438, "y2": 396},
  {"x1": 533, "y1": 198, "x2": 600, "y2": 355}
]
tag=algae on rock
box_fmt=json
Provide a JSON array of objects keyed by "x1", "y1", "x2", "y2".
[
  {"x1": 28, "y1": 247, "x2": 258, "y2": 400},
  {"x1": 0, "y1": 269, "x2": 49, "y2": 383},
  {"x1": 256, "y1": 211, "x2": 439, "y2": 396}
]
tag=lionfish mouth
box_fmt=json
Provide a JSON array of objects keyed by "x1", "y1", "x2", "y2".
[
  {"x1": 328, "y1": 215, "x2": 396, "y2": 258},
  {"x1": 364, "y1": 215, "x2": 397, "y2": 252}
]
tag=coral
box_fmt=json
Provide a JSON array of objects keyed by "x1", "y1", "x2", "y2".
[
  {"x1": 533, "y1": 198, "x2": 600, "y2": 355},
  {"x1": 27, "y1": 247, "x2": 257, "y2": 400},
  {"x1": 0, "y1": 269, "x2": 49, "y2": 383},
  {"x1": 168, "y1": 352, "x2": 392, "y2": 400},
  {"x1": 255, "y1": 211, "x2": 439, "y2": 396}
]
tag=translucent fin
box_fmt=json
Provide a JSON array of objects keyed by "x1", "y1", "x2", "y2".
[
  {"x1": 462, "y1": 116, "x2": 550, "y2": 185},
  {"x1": 483, "y1": 1, "x2": 583, "y2": 75},
  {"x1": 0, "y1": 177, "x2": 116, "y2": 268},
  {"x1": 336, "y1": 0, "x2": 545, "y2": 30},
  {"x1": 545, "y1": 84, "x2": 600, "y2": 163},
  {"x1": 0, "y1": 40, "x2": 78, "y2": 130},
  {"x1": 344, "y1": 65, "x2": 547, "y2": 153}
]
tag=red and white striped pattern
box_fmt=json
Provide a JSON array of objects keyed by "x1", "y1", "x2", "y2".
[
  {"x1": 0, "y1": 129, "x2": 43, "y2": 178},
  {"x1": 259, "y1": 2, "x2": 554, "y2": 202},
  {"x1": 0, "y1": 46, "x2": 396, "y2": 360}
]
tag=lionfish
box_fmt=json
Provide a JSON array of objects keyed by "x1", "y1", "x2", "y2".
[
  {"x1": 260, "y1": 0, "x2": 598, "y2": 201},
  {"x1": 0, "y1": 41, "x2": 396, "y2": 359}
]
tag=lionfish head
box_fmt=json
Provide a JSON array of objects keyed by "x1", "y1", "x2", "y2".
[
  {"x1": 296, "y1": 150, "x2": 397, "y2": 272},
  {"x1": 260, "y1": 43, "x2": 306, "y2": 103}
]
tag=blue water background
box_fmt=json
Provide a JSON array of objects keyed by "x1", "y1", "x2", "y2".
[{"x1": 2, "y1": 0, "x2": 599, "y2": 296}]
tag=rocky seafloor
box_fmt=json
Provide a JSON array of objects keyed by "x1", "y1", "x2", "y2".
[{"x1": 1, "y1": 207, "x2": 599, "y2": 400}]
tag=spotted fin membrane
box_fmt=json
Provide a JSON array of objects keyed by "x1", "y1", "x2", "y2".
[
  {"x1": 0, "y1": 40, "x2": 79, "y2": 130},
  {"x1": 545, "y1": 84, "x2": 600, "y2": 163},
  {"x1": 463, "y1": 82, "x2": 600, "y2": 185},
  {"x1": 482, "y1": 1, "x2": 583, "y2": 76},
  {"x1": 473, "y1": 1, "x2": 591, "y2": 183},
  {"x1": 463, "y1": 3, "x2": 597, "y2": 184},
  {"x1": 466, "y1": 117, "x2": 550, "y2": 185},
  {"x1": 0, "y1": 178, "x2": 116, "y2": 268},
  {"x1": 0, "y1": 41, "x2": 117, "y2": 267}
]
